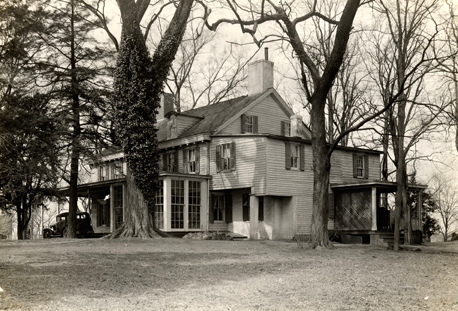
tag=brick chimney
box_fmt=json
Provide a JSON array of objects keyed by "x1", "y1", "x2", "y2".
[
  {"x1": 248, "y1": 48, "x2": 274, "y2": 96},
  {"x1": 290, "y1": 114, "x2": 304, "y2": 138},
  {"x1": 157, "y1": 93, "x2": 174, "y2": 121}
]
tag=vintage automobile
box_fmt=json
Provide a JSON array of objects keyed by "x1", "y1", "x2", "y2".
[{"x1": 43, "y1": 212, "x2": 94, "y2": 238}]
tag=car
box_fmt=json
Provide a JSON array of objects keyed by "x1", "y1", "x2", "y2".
[{"x1": 43, "y1": 212, "x2": 94, "y2": 238}]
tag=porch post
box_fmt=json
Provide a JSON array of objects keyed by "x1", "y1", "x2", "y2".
[
  {"x1": 110, "y1": 185, "x2": 114, "y2": 231},
  {"x1": 249, "y1": 194, "x2": 259, "y2": 240},
  {"x1": 371, "y1": 187, "x2": 377, "y2": 231}
]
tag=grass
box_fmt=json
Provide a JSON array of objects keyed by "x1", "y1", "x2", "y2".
[{"x1": 1, "y1": 238, "x2": 457, "y2": 311}]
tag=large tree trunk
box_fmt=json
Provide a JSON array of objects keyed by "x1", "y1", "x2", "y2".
[
  {"x1": 106, "y1": 168, "x2": 162, "y2": 238},
  {"x1": 310, "y1": 96, "x2": 333, "y2": 249}
]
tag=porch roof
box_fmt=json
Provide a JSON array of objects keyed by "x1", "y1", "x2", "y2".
[
  {"x1": 57, "y1": 178, "x2": 126, "y2": 197},
  {"x1": 330, "y1": 180, "x2": 427, "y2": 193}
]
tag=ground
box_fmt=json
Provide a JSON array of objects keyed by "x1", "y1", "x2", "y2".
[{"x1": 1, "y1": 238, "x2": 457, "y2": 311}]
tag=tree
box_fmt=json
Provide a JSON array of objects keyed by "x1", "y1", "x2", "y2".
[
  {"x1": 0, "y1": 0, "x2": 61, "y2": 240},
  {"x1": 107, "y1": 0, "x2": 193, "y2": 238},
  {"x1": 430, "y1": 175, "x2": 458, "y2": 241},
  {"x1": 39, "y1": 0, "x2": 114, "y2": 238},
  {"x1": 367, "y1": 0, "x2": 449, "y2": 250},
  {"x1": 202, "y1": 0, "x2": 408, "y2": 248}
]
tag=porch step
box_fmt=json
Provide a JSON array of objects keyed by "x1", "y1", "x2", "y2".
[{"x1": 378, "y1": 233, "x2": 404, "y2": 247}]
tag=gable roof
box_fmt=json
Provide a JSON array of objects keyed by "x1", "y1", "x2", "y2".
[{"x1": 157, "y1": 91, "x2": 268, "y2": 142}]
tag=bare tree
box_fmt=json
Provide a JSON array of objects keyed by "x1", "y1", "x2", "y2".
[
  {"x1": 202, "y1": 0, "x2": 366, "y2": 248},
  {"x1": 430, "y1": 175, "x2": 458, "y2": 241},
  {"x1": 367, "y1": 0, "x2": 450, "y2": 249}
]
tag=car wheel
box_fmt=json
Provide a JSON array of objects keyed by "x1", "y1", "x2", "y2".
[
  {"x1": 62, "y1": 227, "x2": 68, "y2": 238},
  {"x1": 43, "y1": 230, "x2": 52, "y2": 239}
]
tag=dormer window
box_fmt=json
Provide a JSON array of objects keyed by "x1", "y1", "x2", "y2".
[{"x1": 241, "y1": 114, "x2": 258, "y2": 134}]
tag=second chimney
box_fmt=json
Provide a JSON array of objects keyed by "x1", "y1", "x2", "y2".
[{"x1": 247, "y1": 48, "x2": 274, "y2": 96}]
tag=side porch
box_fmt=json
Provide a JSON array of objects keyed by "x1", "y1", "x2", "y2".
[{"x1": 330, "y1": 181, "x2": 427, "y2": 246}]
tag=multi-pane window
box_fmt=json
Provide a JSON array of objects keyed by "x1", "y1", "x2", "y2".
[
  {"x1": 241, "y1": 114, "x2": 258, "y2": 133},
  {"x1": 187, "y1": 149, "x2": 196, "y2": 173},
  {"x1": 188, "y1": 181, "x2": 201, "y2": 229},
  {"x1": 113, "y1": 185, "x2": 123, "y2": 229},
  {"x1": 97, "y1": 200, "x2": 110, "y2": 226},
  {"x1": 212, "y1": 194, "x2": 225, "y2": 222},
  {"x1": 155, "y1": 180, "x2": 164, "y2": 230},
  {"x1": 99, "y1": 161, "x2": 124, "y2": 181},
  {"x1": 291, "y1": 144, "x2": 300, "y2": 169},
  {"x1": 222, "y1": 144, "x2": 231, "y2": 170},
  {"x1": 353, "y1": 154, "x2": 368, "y2": 179},
  {"x1": 171, "y1": 180, "x2": 185, "y2": 229},
  {"x1": 281, "y1": 121, "x2": 291, "y2": 136}
]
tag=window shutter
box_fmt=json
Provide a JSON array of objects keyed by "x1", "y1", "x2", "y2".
[
  {"x1": 230, "y1": 141, "x2": 236, "y2": 171},
  {"x1": 162, "y1": 153, "x2": 167, "y2": 172},
  {"x1": 216, "y1": 145, "x2": 221, "y2": 172},
  {"x1": 241, "y1": 114, "x2": 246, "y2": 133},
  {"x1": 300, "y1": 144, "x2": 305, "y2": 171},
  {"x1": 225, "y1": 193, "x2": 232, "y2": 223},
  {"x1": 183, "y1": 149, "x2": 188, "y2": 173},
  {"x1": 285, "y1": 142, "x2": 291, "y2": 170},
  {"x1": 281, "y1": 121, "x2": 287, "y2": 136},
  {"x1": 209, "y1": 194, "x2": 214, "y2": 224},
  {"x1": 174, "y1": 150, "x2": 179, "y2": 172},
  {"x1": 253, "y1": 116, "x2": 258, "y2": 133},
  {"x1": 353, "y1": 154, "x2": 358, "y2": 178},
  {"x1": 328, "y1": 192, "x2": 335, "y2": 219},
  {"x1": 195, "y1": 147, "x2": 200, "y2": 174},
  {"x1": 364, "y1": 155, "x2": 369, "y2": 179}
]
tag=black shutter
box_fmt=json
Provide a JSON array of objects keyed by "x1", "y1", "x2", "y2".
[
  {"x1": 225, "y1": 193, "x2": 232, "y2": 223},
  {"x1": 195, "y1": 147, "x2": 200, "y2": 174},
  {"x1": 300, "y1": 144, "x2": 305, "y2": 171},
  {"x1": 253, "y1": 116, "x2": 258, "y2": 133},
  {"x1": 230, "y1": 141, "x2": 236, "y2": 171},
  {"x1": 241, "y1": 114, "x2": 246, "y2": 133},
  {"x1": 364, "y1": 155, "x2": 369, "y2": 179},
  {"x1": 174, "y1": 150, "x2": 178, "y2": 172},
  {"x1": 281, "y1": 121, "x2": 286, "y2": 136},
  {"x1": 216, "y1": 145, "x2": 221, "y2": 172},
  {"x1": 162, "y1": 153, "x2": 167, "y2": 172},
  {"x1": 285, "y1": 142, "x2": 291, "y2": 170},
  {"x1": 183, "y1": 149, "x2": 188, "y2": 173}
]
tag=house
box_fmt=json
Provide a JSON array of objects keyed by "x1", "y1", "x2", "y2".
[{"x1": 61, "y1": 53, "x2": 426, "y2": 244}]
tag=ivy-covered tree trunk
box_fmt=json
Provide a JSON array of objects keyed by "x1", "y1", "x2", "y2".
[{"x1": 110, "y1": 0, "x2": 193, "y2": 238}]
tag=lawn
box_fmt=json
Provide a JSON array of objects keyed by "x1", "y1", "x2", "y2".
[{"x1": 0, "y1": 238, "x2": 457, "y2": 311}]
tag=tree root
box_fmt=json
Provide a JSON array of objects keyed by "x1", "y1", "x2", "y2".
[{"x1": 104, "y1": 224, "x2": 164, "y2": 239}]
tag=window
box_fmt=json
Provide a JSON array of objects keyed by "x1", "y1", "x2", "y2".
[
  {"x1": 163, "y1": 151, "x2": 178, "y2": 172},
  {"x1": 285, "y1": 142, "x2": 304, "y2": 170},
  {"x1": 212, "y1": 194, "x2": 225, "y2": 222},
  {"x1": 97, "y1": 199, "x2": 110, "y2": 226},
  {"x1": 216, "y1": 142, "x2": 236, "y2": 172},
  {"x1": 112, "y1": 161, "x2": 124, "y2": 179},
  {"x1": 281, "y1": 121, "x2": 291, "y2": 136},
  {"x1": 243, "y1": 193, "x2": 250, "y2": 221},
  {"x1": 155, "y1": 180, "x2": 164, "y2": 229},
  {"x1": 171, "y1": 180, "x2": 185, "y2": 229},
  {"x1": 188, "y1": 181, "x2": 201, "y2": 229},
  {"x1": 184, "y1": 148, "x2": 199, "y2": 174},
  {"x1": 353, "y1": 154, "x2": 369, "y2": 179},
  {"x1": 242, "y1": 114, "x2": 258, "y2": 133}
]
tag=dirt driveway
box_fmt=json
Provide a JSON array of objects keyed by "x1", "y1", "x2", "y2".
[{"x1": 1, "y1": 238, "x2": 457, "y2": 311}]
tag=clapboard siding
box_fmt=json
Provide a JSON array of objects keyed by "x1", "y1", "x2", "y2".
[
  {"x1": 220, "y1": 95, "x2": 291, "y2": 135},
  {"x1": 330, "y1": 150, "x2": 380, "y2": 183},
  {"x1": 210, "y1": 137, "x2": 267, "y2": 194},
  {"x1": 175, "y1": 115, "x2": 200, "y2": 137},
  {"x1": 266, "y1": 139, "x2": 313, "y2": 196}
]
